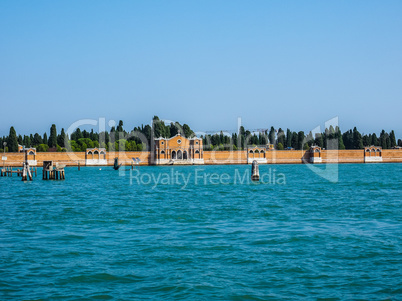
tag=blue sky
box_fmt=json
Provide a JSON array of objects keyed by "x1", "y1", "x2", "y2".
[{"x1": 0, "y1": 1, "x2": 401, "y2": 137}]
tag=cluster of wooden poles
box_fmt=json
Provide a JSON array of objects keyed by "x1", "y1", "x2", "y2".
[{"x1": 0, "y1": 166, "x2": 37, "y2": 179}]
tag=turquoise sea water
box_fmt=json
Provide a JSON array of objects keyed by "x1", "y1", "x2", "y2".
[{"x1": 0, "y1": 164, "x2": 401, "y2": 300}]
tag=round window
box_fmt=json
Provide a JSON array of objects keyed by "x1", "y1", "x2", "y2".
[
  {"x1": 196, "y1": 141, "x2": 199, "y2": 145},
  {"x1": 177, "y1": 139, "x2": 182, "y2": 144},
  {"x1": 161, "y1": 141, "x2": 164, "y2": 145}
]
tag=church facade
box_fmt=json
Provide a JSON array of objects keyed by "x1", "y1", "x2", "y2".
[{"x1": 153, "y1": 134, "x2": 204, "y2": 165}]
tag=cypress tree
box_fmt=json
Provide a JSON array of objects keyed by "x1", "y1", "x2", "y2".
[
  {"x1": 277, "y1": 128, "x2": 285, "y2": 147},
  {"x1": 379, "y1": 130, "x2": 387, "y2": 149},
  {"x1": 75, "y1": 128, "x2": 83, "y2": 140},
  {"x1": 7, "y1": 126, "x2": 19, "y2": 152},
  {"x1": 372, "y1": 133, "x2": 378, "y2": 146},
  {"x1": 385, "y1": 134, "x2": 391, "y2": 149},
  {"x1": 316, "y1": 133, "x2": 324, "y2": 148},
  {"x1": 183, "y1": 124, "x2": 193, "y2": 138},
  {"x1": 33, "y1": 133, "x2": 43, "y2": 146},
  {"x1": 58, "y1": 128, "x2": 66, "y2": 147},
  {"x1": 353, "y1": 127, "x2": 363, "y2": 149},
  {"x1": 23, "y1": 135, "x2": 31, "y2": 147},
  {"x1": 269, "y1": 127, "x2": 275, "y2": 145},
  {"x1": 117, "y1": 120, "x2": 124, "y2": 133},
  {"x1": 43, "y1": 133, "x2": 48, "y2": 145},
  {"x1": 18, "y1": 135, "x2": 23, "y2": 145},
  {"x1": 297, "y1": 131, "x2": 305, "y2": 150},
  {"x1": 48, "y1": 124, "x2": 57, "y2": 147},
  {"x1": 390, "y1": 130, "x2": 396, "y2": 148},
  {"x1": 291, "y1": 132, "x2": 298, "y2": 149},
  {"x1": 338, "y1": 129, "x2": 345, "y2": 149},
  {"x1": 286, "y1": 129, "x2": 292, "y2": 148},
  {"x1": 306, "y1": 131, "x2": 314, "y2": 145}
]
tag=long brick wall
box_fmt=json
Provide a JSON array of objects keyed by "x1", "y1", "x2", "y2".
[{"x1": 2, "y1": 149, "x2": 402, "y2": 167}]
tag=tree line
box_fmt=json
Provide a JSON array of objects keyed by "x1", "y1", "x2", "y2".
[
  {"x1": 203, "y1": 126, "x2": 400, "y2": 151},
  {"x1": 1, "y1": 117, "x2": 401, "y2": 152}
]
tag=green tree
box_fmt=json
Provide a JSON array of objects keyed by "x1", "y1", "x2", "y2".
[
  {"x1": 269, "y1": 127, "x2": 275, "y2": 145},
  {"x1": 277, "y1": 142, "x2": 284, "y2": 150},
  {"x1": 316, "y1": 134, "x2": 324, "y2": 148},
  {"x1": 183, "y1": 124, "x2": 193, "y2": 138},
  {"x1": 43, "y1": 133, "x2": 48, "y2": 145},
  {"x1": 7, "y1": 126, "x2": 19, "y2": 152},
  {"x1": 297, "y1": 131, "x2": 305, "y2": 150},
  {"x1": 390, "y1": 130, "x2": 396, "y2": 148},
  {"x1": 291, "y1": 132, "x2": 298, "y2": 149},
  {"x1": 48, "y1": 124, "x2": 57, "y2": 147},
  {"x1": 58, "y1": 128, "x2": 66, "y2": 147},
  {"x1": 117, "y1": 120, "x2": 124, "y2": 132},
  {"x1": 353, "y1": 127, "x2": 363, "y2": 149},
  {"x1": 37, "y1": 144, "x2": 49, "y2": 152},
  {"x1": 372, "y1": 133, "x2": 378, "y2": 146},
  {"x1": 33, "y1": 133, "x2": 43, "y2": 146},
  {"x1": 23, "y1": 135, "x2": 31, "y2": 147},
  {"x1": 286, "y1": 129, "x2": 292, "y2": 148},
  {"x1": 338, "y1": 129, "x2": 345, "y2": 149},
  {"x1": 277, "y1": 128, "x2": 285, "y2": 147}
]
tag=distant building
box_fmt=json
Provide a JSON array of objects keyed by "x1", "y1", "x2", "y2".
[
  {"x1": 20, "y1": 146, "x2": 37, "y2": 166},
  {"x1": 154, "y1": 134, "x2": 204, "y2": 165},
  {"x1": 309, "y1": 145, "x2": 322, "y2": 163},
  {"x1": 247, "y1": 145, "x2": 269, "y2": 164},
  {"x1": 364, "y1": 146, "x2": 382, "y2": 162},
  {"x1": 85, "y1": 148, "x2": 107, "y2": 165}
]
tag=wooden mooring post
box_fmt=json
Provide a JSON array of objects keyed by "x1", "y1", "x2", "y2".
[
  {"x1": 43, "y1": 161, "x2": 65, "y2": 180},
  {"x1": 21, "y1": 162, "x2": 33, "y2": 181}
]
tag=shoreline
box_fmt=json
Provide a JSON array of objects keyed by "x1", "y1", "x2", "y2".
[{"x1": 2, "y1": 149, "x2": 402, "y2": 167}]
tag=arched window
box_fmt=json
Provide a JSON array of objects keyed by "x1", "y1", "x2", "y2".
[
  {"x1": 161, "y1": 150, "x2": 165, "y2": 154},
  {"x1": 177, "y1": 150, "x2": 183, "y2": 159},
  {"x1": 195, "y1": 150, "x2": 200, "y2": 154},
  {"x1": 183, "y1": 151, "x2": 188, "y2": 159},
  {"x1": 172, "y1": 151, "x2": 176, "y2": 159},
  {"x1": 249, "y1": 150, "x2": 254, "y2": 153}
]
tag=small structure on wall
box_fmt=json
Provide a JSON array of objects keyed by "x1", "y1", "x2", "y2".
[
  {"x1": 309, "y1": 145, "x2": 322, "y2": 163},
  {"x1": 21, "y1": 147, "x2": 37, "y2": 166},
  {"x1": 85, "y1": 148, "x2": 107, "y2": 165},
  {"x1": 154, "y1": 134, "x2": 204, "y2": 165},
  {"x1": 364, "y1": 146, "x2": 382, "y2": 163},
  {"x1": 247, "y1": 146, "x2": 268, "y2": 164}
]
